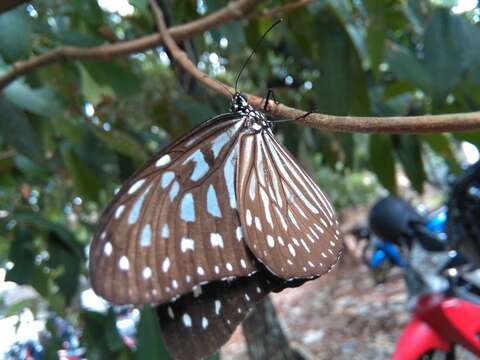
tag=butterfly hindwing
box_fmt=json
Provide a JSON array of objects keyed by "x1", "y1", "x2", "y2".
[
  {"x1": 237, "y1": 129, "x2": 342, "y2": 279},
  {"x1": 90, "y1": 114, "x2": 258, "y2": 305}
]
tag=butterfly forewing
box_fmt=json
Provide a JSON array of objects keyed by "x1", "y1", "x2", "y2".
[
  {"x1": 90, "y1": 114, "x2": 258, "y2": 305},
  {"x1": 237, "y1": 129, "x2": 342, "y2": 279}
]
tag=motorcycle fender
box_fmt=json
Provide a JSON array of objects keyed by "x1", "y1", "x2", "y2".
[{"x1": 392, "y1": 316, "x2": 450, "y2": 360}]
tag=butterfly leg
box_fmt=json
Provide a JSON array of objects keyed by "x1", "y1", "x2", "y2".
[
  {"x1": 294, "y1": 110, "x2": 313, "y2": 121},
  {"x1": 263, "y1": 88, "x2": 279, "y2": 113}
]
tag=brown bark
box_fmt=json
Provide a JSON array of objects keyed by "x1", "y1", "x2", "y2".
[
  {"x1": 0, "y1": 0, "x2": 28, "y2": 14},
  {"x1": 242, "y1": 296, "x2": 303, "y2": 360}
]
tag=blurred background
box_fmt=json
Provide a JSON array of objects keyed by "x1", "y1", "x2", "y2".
[{"x1": 1, "y1": 0, "x2": 480, "y2": 359}]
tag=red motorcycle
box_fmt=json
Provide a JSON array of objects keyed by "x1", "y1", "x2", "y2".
[{"x1": 369, "y1": 196, "x2": 480, "y2": 359}]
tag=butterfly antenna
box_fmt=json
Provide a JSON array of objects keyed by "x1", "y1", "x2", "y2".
[{"x1": 234, "y1": 19, "x2": 283, "y2": 93}]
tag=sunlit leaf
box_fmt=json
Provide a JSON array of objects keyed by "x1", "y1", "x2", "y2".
[{"x1": 4, "y1": 80, "x2": 63, "y2": 117}]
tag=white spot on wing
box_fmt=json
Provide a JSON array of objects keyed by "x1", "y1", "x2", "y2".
[
  {"x1": 236, "y1": 226, "x2": 243, "y2": 241},
  {"x1": 128, "y1": 179, "x2": 145, "y2": 194},
  {"x1": 288, "y1": 244, "x2": 296, "y2": 257},
  {"x1": 255, "y1": 217, "x2": 262, "y2": 231},
  {"x1": 197, "y1": 266, "x2": 205, "y2": 276},
  {"x1": 181, "y1": 237, "x2": 195, "y2": 252},
  {"x1": 180, "y1": 193, "x2": 195, "y2": 222},
  {"x1": 224, "y1": 148, "x2": 238, "y2": 209},
  {"x1": 169, "y1": 181, "x2": 180, "y2": 201},
  {"x1": 202, "y1": 317, "x2": 209, "y2": 329},
  {"x1": 207, "y1": 184, "x2": 222, "y2": 218},
  {"x1": 210, "y1": 233, "x2": 224, "y2": 248},
  {"x1": 249, "y1": 174, "x2": 257, "y2": 200},
  {"x1": 260, "y1": 188, "x2": 273, "y2": 227},
  {"x1": 104, "y1": 241, "x2": 112, "y2": 256},
  {"x1": 119, "y1": 256, "x2": 130, "y2": 270},
  {"x1": 114, "y1": 205, "x2": 125, "y2": 219},
  {"x1": 156, "y1": 154, "x2": 171, "y2": 167},
  {"x1": 142, "y1": 267, "x2": 152, "y2": 279},
  {"x1": 214, "y1": 300, "x2": 221, "y2": 315},
  {"x1": 161, "y1": 224, "x2": 169, "y2": 238},
  {"x1": 246, "y1": 209, "x2": 252, "y2": 226},
  {"x1": 183, "y1": 149, "x2": 209, "y2": 181},
  {"x1": 128, "y1": 185, "x2": 152, "y2": 224},
  {"x1": 162, "y1": 257, "x2": 171, "y2": 272},
  {"x1": 211, "y1": 132, "x2": 231, "y2": 158},
  {"x1": 182, "y1": 313, "x2": 192, "y2": 327},
  {"x1": 161, "y1": 172, "x2": 175, "y2": 189},
  {"x1": 140, "y1": 224, "x2": 152, "y2": 247},
  {"x1": 266, "y1": 235, "x2": 275, "y2": 248}
]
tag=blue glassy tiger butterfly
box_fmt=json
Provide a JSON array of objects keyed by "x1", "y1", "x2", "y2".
[{"x1": 89, "y1": 21, "x2": 342, "y2": 360}]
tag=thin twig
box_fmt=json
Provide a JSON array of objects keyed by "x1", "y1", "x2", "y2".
[
  {"x1": 149, "y1": 0, "x2": 233, "y2": 98},
  {"x1": 149, "y1": 0, "x2": 480, "y2": 134},
  {"x1": 0, "y1": 0, "x2": 258, "y2": 91}
]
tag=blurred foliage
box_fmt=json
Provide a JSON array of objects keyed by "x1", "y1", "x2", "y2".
[{"x1": 0, "y1": 0, "x2": 479, "y2": 358}]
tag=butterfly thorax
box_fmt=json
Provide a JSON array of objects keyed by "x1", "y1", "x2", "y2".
[{"x1": 230, "y1": 92, "x2": 269, "y2": 131}]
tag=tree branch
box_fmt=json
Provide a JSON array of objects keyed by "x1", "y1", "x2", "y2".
[
  {"x1": 149, "y1": 0, "x2": 480, "y2": 134},
  {"x1": 0, "y1": 0, "x2": 258, "y2": 91},
  {"x1": 247, "y1": 0, "x2": 314, "y2": 19},
  {"x1": 0, "y1": 0, "x2": 29, "y2": 14}
]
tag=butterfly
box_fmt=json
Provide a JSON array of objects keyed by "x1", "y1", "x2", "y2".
[{"x1": 89, "y1": 92, "x2": 342, "y2": 360}]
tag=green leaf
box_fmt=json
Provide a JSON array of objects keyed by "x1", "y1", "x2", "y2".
[
  {"x1": 0, "y1": 97, "x2": 43, "y2": 162},
  {"x1": 129, "y1": 0, "x2": 148, "y2": 13},
  {"x1": 5, "y1": 226, "x2": 35, "y2": 285},
  {"x1": 136, "y1": 305, "x2": 171, "y2": 360},
  {"x1": 47, "y1": 231, "x2": 81, "y2": 303},
  {"x1": 454, "y1": 132, "x2": 480, "y2": 148},
  {"x1": 206, "y1": 353, "x2": 220, "y2": 360},
  {"x1": 385, "y1": 44, "x2": 431, "y2": 93},
  {"x1": 61, "y1": 144, "x2": 101, "y2": 201},
  {"x1": 81, "y1": 309, "x2": 130, "y2": 359},
  {"x1": 89, "y1": 125, "x2": 147, "y2": 161},
  {"x1": 313, "y1": 8, "x2": 370, "y2": 115},
  {"x1": 4, "y1": 80, "x2": 63, "y2": 117},
  {"x1": 369, "y1": 134, "x2": 396, "y2": 193},
  {"x1": 365, "y1": 0, "x2": 386, "y2": 71},
  {"x1": 79, "y1": 65, "x2": 115, "y2": 105},
  {"x1": 0, "y1": 7, "x2": 31, "y2": 62},
  {"x1": 394, "y1": 135, "x2": 426, "y2": 193},
  {"x1": 82, "y1": 61, "x2": 143, "y2": 99},
  {"x1": 423, "y1": 9, "x2": 471, "y2": 102},
  {"x1": 420, "y1": 133, "x2": 460, "y2": 173}
]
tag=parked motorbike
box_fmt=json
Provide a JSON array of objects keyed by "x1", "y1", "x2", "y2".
[{"x1": 366, "y1": 196, "x2": 480, "y2": 359}]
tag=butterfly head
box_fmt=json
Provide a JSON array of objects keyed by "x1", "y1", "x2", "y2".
[
  {"x1": 230, "y1": 92, "x2": 267, "y2": 128},
  {"x1": 230, "y1": 92, "x2": 249, "y2": 113}
]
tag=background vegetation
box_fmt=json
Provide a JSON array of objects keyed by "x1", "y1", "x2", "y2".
[{"x1": 0, "y1": 0, "x2": 479, "y2": 358}]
